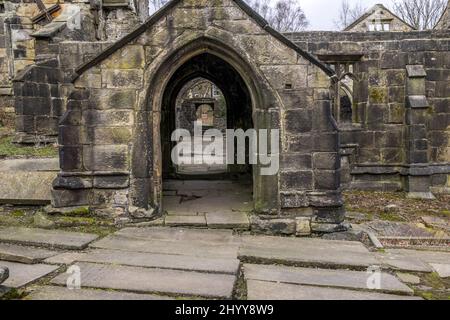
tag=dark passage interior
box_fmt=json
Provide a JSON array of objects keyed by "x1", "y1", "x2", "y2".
[{"x1": 160, "y1": 53, "x2": 254, "y2": 216}]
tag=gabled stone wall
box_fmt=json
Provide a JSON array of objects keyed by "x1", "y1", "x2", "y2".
[{"x1": 53, "y1": 0, "x2": 343, "y2": 234}]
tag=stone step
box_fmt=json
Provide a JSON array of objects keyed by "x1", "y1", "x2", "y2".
[
  {"x1": 27, "y1": 286, "x2": 173, "y2": 300},
  {"x1": 0, "y1": 227, "x2": 99, "y2": 250},
  {"x1": 206, "y1": 212, "x2": 250, "y2": 229},
  {"x1": 0, "y1": 261, "x2": 59, "y2": 288},
  {"x1": 0, "y1": 243, "x2": 60, "y2": 264},
  {"x1": 51, "y1": 262, "x2": 236, "y2": 298},
  {"x1": 246, "y1": 280, "x2": 422, "y2": 300},
  {"x1": 91, "y1": 235, "x2": 239, "y2": 259},
  {"x1": 115, "y1": 227, "x2": 236, "y2": 244},
  {"x1": 243, "y1": 264, "x2": 413, "y2": 295},
  {"x1": 67, "y1": 248, "x2": 240, "y2": 274},
  {"x1": 165, "y1": 215, "x2": 207, "y2": 227},
  {"x1": 239, "y1": 235, "x2": 379, "y2": 269}
]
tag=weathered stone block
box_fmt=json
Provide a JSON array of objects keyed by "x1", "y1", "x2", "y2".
[
  {"x1": 251, "y1": 216, "x2": 296, "y2": 236},
  {"x1": 59, "y1": 146, "x2": 83, "y2": 171},
  {"x1": 280, "y1": 192, "x2": 309, "y2": 208},
  {"x1": 295, "y1": 217, "x2": 311, "y2": 236},
  {"x1": 90, "y1": 89, "x2": 137, "y2": 110},
  {"x1": 87, "y1": 127, "x2": 132, "y2": 145},
  {"x1": 407, "y1": 78, "x2": 426, "y2": 96},
  {"x1": 280, "y1": 154, "x2": 312, "y2": 170},
  {"x1": 103, "y1": 45, "x2": 145, "y2": 70},
  {"x1": 83, "y1": 145, "x2": 129, "y2": 172},
  {"x1": 281, "y1": 171, "x2": 313, "y2": 191},
  {"x1": 285, "y1": 109, "x2": 312, "y2": 133},
  {"x1": 102, "y1": 69, "x2": 143, "y2": 89},
  {"x1": 406, "y1": 65, "x2": 426, "y2": 78},
  {"x1": 314, "y1": 170, "x2": 339, "y2": 190},
  {"x1": 407, "y1": 96, "x2": 428, "y2": 108},
  {"x1": 94, "y1": 176, "x2": 130, "y2": 189},
  {"x1": 313, "y1": 153, "x2": 338, "y2": 170},
  {"x1": 83, "y1": 109, "x2": 134, "y2": 127}
]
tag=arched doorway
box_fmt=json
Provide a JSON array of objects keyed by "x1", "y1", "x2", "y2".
[
  {"x1": 132, "y1": 37, "x2": 280, "y2": 217},
  {"x1": 159, "y1": 53, "x2": 254, "y2": 215}
]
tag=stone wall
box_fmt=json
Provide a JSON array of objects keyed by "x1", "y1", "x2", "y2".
[
  {"x1": 287, "y1": 30, "x2": 450, "y2": 195},
  {"x1": 53, "y1": 0, "x2": 343, "y2": 234},
  {"x1": 7, "y1": 0, "x2": 141, "y2": 141}
]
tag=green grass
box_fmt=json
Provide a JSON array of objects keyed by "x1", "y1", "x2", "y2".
[{"x1": 0, "y1": 136, "x2": 58, "y2": 157}]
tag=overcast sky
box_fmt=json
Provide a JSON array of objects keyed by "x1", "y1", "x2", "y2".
[{"x1": 299, "y1": 0, "x2": 392, "y2": 30}]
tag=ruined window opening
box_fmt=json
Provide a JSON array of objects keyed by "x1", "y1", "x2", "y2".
[
  {"x1": 0, "y1": 3, "x2": 5, "y2": 14},
  {"x1": 328, "y1": 62, "x2": 357, "y2": 125},
  {"x1": 368, "y1": 20, "x2": 392, "y2": 32}
]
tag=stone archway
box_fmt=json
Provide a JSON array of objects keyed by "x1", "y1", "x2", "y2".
[
  {"x1": 54, "y1": 0, "x2": 345, "y2": 234},
  {"x1": 133, "y1": 37, "x2": 281, "y2": 215}
]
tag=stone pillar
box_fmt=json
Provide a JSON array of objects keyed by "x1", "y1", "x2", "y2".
[{"x1": 404, "y1": 65, "x2": 434, "y2": 199}]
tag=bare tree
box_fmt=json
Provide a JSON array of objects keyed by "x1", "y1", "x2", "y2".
[
  {"x1": 334, "y1": 0, "x2": 367, "y2": 30},
  {"x1": 392, "y1": 0, "x2": 447, "y2": 30},
  {"x1": 247, "y1": 0, "x2": 309, "y2": 32}
]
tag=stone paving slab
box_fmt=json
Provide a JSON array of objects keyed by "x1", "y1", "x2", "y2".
[
  {"x1": 386, "y1": 249, "x2": 450, "y2": 265},
  {"x1": 91, "y1": 235, "x2": 239, "y2": 259},
  {"x1": 0, "y1": 227, "x2": 99, "y2": 250},
  {"x1": 0, "y1": 261, "x2": 59, "y2": 288},
  {"x1": 27, "y1": 286, "x2": 173, "y2": 300},
  {"x1": 375, "y1": 249, "x2": 450, "y2": 273},
  {"x1": 51, "y1": 262, "x2": 236, "y2": 298},
  {"x1": 44, "y1": 252, "x2": 87, "y2": 265},
  {"x1": 247, "y1": 280, "x2": 422, "y2": 300},
  {"x1": 0, "y1": 243, "x2": 60, "y2": 264},
  {"x1": 165, "y1": 215, "x2": 207, "y2": 227},
  {"x1": 375, "y1": 252, "x2": 433, "y2": 273},
  {"x1": 0, "y1": 172, "x2": 56, "y2": 204},
  {"x1": 243, "y1": 264, "x2": 413, "y2": 295},
  {"x1": 116, "y1": 227, "x2": 237, "y2": 244},
  {"x1": 239, "y1": 235, "x2": 379, "y2": 269},
  {"x1": 206, "y1": 211, "x2": 250, "y2": 229},
  {"x1": 73, "y1": 249, "x2": 240, "y2": 274},
  {"x1": 430, "y1": 263, "x2": 450, "y2": 278},
  {"x1": 0, "y1": 158, "x2": 59, "y2": 172}
]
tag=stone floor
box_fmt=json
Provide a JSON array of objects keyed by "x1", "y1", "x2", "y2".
[
  {"x1": 161, "y1": 180, "x2": 252, "y2": 229},
  {"x1": 0, "y1": 225, "x2": 449, "y2": 300}
]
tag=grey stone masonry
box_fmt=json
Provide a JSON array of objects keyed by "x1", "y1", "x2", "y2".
[{"x1": 51, "y1": 0, "x2": 344, "y2": 234}]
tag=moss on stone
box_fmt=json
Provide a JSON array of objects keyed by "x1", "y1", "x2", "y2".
[
  {"x1": 62, "y1": 206, "x2": 90, "y2": 216},
  {"x1": 0, "y1": 137, "x2": 58, "y2": 157},
  {"x1": 10, "y1": 210, "x2": 25, "y2": 217},
  {"x1": 369, "y1": 88, "x2": 387, "y2": 103}
]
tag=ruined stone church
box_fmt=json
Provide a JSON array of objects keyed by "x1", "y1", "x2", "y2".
[{"x1": 0, "y1": 0, "x2": 449, "y2": 235}]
